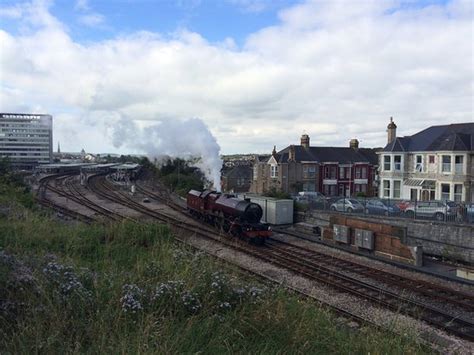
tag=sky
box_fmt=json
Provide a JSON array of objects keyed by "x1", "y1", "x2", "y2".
[{"x1": 0, "y1": 0, "x2": 472, "y2": 155}]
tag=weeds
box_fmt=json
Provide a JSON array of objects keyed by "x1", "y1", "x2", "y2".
[{"x1": 0, "y1": 211, "x2": 429, "y2": 354}]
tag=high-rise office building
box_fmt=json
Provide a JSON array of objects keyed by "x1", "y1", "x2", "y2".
[{"x1": 0, "y1": 113, "x2": 53, "y2": 169}]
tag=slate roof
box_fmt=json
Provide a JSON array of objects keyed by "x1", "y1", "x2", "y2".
[
  {"x1": 383, "y1": 123, "x2": 474, "y2": 152},
  {"x1": 273, "y1": 145, "x2": 379, "y2": 165},
  {"x1": 255, "y1": 154, "x2": 271, "y2": 163},
  {"x1": 222, "y1": 165, "x2": 252, "y2": 178}
]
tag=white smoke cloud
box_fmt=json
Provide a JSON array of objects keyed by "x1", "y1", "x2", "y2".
[{"x1": 111, "y1": 117, "x2": 223, "y2": 191}]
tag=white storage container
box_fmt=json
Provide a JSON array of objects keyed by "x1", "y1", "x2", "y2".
[{"x1": 239, "y1": 194, "x2": 294, "y2": 225}]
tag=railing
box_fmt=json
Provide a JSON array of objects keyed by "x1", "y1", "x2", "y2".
[{"x1": 296, "y1": 196, "x2": 473, "y2": 225}]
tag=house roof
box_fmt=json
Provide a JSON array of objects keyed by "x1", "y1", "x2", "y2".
[
  {"x1": 222, "y1": 165, "x2": 252, "y2": 178},
  {"x1": 383, "y1": 123, "x2": 474, "y2": 152},
  {"x1": 274, "y1": 145, "x2": 379, "y2": 165},
  {"x1": 255, "y1": 154, "x2": 271, "y2": 163}
]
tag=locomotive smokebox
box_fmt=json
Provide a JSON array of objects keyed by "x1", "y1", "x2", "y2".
[{"x1": 215, "y1": 196, "x2": 263, "y2": 223}]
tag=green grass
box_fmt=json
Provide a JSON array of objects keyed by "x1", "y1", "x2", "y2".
[{"x1": 0, "y1": 207, "x2": 429, "y2": 354}]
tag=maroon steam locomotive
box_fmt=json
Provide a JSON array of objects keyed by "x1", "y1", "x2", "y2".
[{"x1": 187, "y1": 190, "x2": 272, "y2": 244}]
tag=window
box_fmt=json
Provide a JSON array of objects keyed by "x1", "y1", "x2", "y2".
[
  {"x1": 455, "y1": 155, "x2": 463, "y2": 174},
  {"x1": 339, "y1": 167, "x2": 344, "y2": 179},
  {"x1": 442, "y1": 156, "x2": 451, "y2": 172},
  {"x1": 393, "y1": 180, "x2": 401, "y2": 199},
  {"x1": 383, "y1": 180, "x2": 390, "y2": 198},
  {"x1": 303, "y1": 182, "x2": 315, "y2": 192},
  {"x1": 323, "y1": 184, "x2": 337, "y2": 196},
  {"x1": 383, "y1": 155, "x2": 391, "y2": 171},
  {"x1": 429, "y1": 155, "x2": 435, "y2": 164},
  {"x1": 325, "y1": 166, "x2": 337, "y2": 179},
  {"x1": 355, "y1": 167, "x2": 361, "y2": 179},
  {"x1": 345, "y1": 168, "x2": 351, "y2": 179},
  {"x1": 361, "y1": 167, "x2": 367, "y2": 179},
  {"x1": 270, "y1": 165, "x2": 278, "y2": 178},
  {"x1": 415, "y1": 155, "x2": 423, "y2": 172},
  {"x1": 355, "y1": 184, "x2": 367, "y2": 193},
  {"x1": 454, "y1": 184, "x2": 463, "y2": 202},
  {"x1": 303, "y1": 165, "x2": 316, "y2": 179},
  {"x1": 441, "y1": 184, "x2": 450, "y2": 201},
  {"x1": 394, "y1": 155, "x2": 401, "y2": 171}
]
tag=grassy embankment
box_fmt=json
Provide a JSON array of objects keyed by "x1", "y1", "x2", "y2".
[{"x1": 0, "y1": 175, "x2": 428, "y2": 353}]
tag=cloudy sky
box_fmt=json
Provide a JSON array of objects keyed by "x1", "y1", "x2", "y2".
[{"x1": 0, "y1": 0, "x2": 472, "y2": 155}]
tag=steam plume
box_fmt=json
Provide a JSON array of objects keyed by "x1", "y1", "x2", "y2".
[{"x1": 111, "y1": 117, "x2": 222, "y2": 191}]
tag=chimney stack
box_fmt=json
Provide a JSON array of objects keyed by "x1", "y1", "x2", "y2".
[
  {"x1": 349, "y1": 138, "x2": 359, "y2": 149},
  {"x1": 272, "y1": 145, "x2": 277, "y2": 157},
  {"x1": 300, "y1": 134, "x2": 310, "y2": 148},
  {"x1": 289, "y1": 145, "x2": 295, "y2": 161},
  {"x1": 387, "y1": 117, "x2": 397, "y2": 144}
]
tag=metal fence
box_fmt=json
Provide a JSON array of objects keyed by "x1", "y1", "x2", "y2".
[{"x1": 296, "y1": 196, "x2": 474, "y2": 224}]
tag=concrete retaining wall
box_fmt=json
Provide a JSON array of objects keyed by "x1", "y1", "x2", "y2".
[{"x1": 296, "y1": 211, "x2": 474, "y2": 265}]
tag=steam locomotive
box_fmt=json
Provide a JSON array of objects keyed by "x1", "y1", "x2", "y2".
[{"x1": 186, "y1": 190, "x2": 272, "y2": 244}]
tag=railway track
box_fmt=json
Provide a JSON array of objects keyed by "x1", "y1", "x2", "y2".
[
  {"x1": 132, "y1": 181, "x2": 474, "y2": 342},
  {"x1": 46, "y1": 175, "x2": 122, "y2": 222},
  {"x1": 36, "y1": 174, "x2": 96, "y2": 224},
  {"x1": 36, "y1": 174, "x2": 474, "y2": 342},
  {"x1": 136, "y1": 183, "x2": 474, "y2": 310},
  {"x1": 267, "y1": 239, "x2": 474, "y2": 312}
]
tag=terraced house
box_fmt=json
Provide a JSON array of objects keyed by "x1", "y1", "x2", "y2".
[
  {"x1": 251, "y1": 134, "x2": 379, "y2": 196},
  {"x1": 378, "y1": 119, "x2": 474, "y2": 203}
]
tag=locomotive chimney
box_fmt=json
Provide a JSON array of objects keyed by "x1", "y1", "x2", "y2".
[
  {"x1": 387, "y1": 117, "x2": 397, "y2": 144},
  {"x1": 300, "y1": 134, "x2": 310, "y2": 149}
]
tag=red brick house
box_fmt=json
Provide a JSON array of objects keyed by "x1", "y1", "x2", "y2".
[{"x1": 251, "y1": 134, "x2": 379, "y2": 197}]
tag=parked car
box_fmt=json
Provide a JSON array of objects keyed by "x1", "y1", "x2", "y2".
[
  {"x1": 297, "y1": 191, "x2": 327, "y2": 201},
  {"x1": 394, "y1": 200, "x2": 412, "y2": 212},
  {"x1": 404, "y1": 201, "x2": 458, "y2": 221},
  {"x1": 365, "y1": 199, "x2": 401, "y2": 216},
  {"x1": 463, "y1": 203, "x2": 474, "y2": 223},
  {"x1": 330, "y1": 198, "x2": 364, "y2": 213}
]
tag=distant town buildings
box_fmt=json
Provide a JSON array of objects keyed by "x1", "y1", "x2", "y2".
[
  {"x1": 221, "y1": 165, "x2": 253, "y2": 193},
  {"x1": 378, "y1": 119, "x2": 474, "y2": 203},
  {"x1": 250, "y1": 134, "x2": 379, "y2": 197},
  {"x1": 0, "y1": 113, "x2": 53, "y2": 169}
]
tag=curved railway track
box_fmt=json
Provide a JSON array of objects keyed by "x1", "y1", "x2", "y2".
[
  {"x1": 36, "y1": 174, "x2": 95, "y2": 224},
  {"x1": 89, "y1": 176, "x2": 474, "y2": 342}
]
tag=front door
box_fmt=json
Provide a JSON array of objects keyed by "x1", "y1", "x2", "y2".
[
  {"x1": 338, "y1": 184, "x2": 345, "y2": 196},
  {"x1": 410, "y1": 188, "x2": 418, "y2": 201},
  {"x1": 421, "y1": 190, "x2": 429, "y2": 201}
]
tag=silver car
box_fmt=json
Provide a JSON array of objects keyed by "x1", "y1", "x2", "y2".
[
  {"x1": 330, "y1": 198, "x2": 364, "y2": 213},
  {"x1": 404, "y1": 201, "x2": 458, "y2": 221}
]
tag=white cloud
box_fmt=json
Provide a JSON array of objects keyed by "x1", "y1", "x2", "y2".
[
  {"x1": 228, "y1": 0, "x2": 269, "y2": 13},
  {"x1": 78, "y1": 13, "x2": 105, "y2": 27},
  {"x1": 74, "y1": 0, "x2": 89, "y2": 11},
  {"x1": 0, "y1": 0, "x2": 472, "y2": 154}
]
